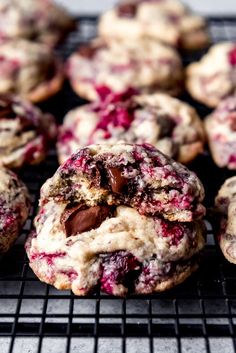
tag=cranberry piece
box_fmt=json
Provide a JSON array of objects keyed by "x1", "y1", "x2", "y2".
[
  {"x1": 228, "y1": 46, "x2": 236, "y2": 66},
  {"x1": 100, "y1": 251, "x2": 141, "y2": 295}
]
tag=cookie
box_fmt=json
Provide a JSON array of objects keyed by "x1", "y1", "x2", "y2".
[
  {"x1": 0, "y1": 167, "x2": 30, "y2": 254},
  {"x1": 66, "y1": 38, "x2": 183, "y2": 101},
  {"x1": 57, "y1": 91, "x2": 205, "y2": 164},
  {"x1": 205, "y1": 95, "x2": 236, "y2": 169},
  {"x1": 0, "y1": 94, "x2": 57, "y2": 169},
  {"x1": 98, "y1": 0, "x2": 209, "y2": 50},
  {"x1": 0, "y1": 0, "x2": 75, "y2": 47},
  {"x1": 186, "y1": 42, "x2": 236, "y2": 107},
  {"x1": 215, "y1": 176, "x2": 236, "y2": 264},
  {"x1": 26, "y1": 143, "x2": 205, "y2": 296},
  {"x1": 0, "y1": 39, "x2": 64, "y2": 102}
]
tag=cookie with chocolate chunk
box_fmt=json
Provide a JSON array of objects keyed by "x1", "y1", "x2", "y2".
[
  {"x1": 26, "y1": 142, "x2": 205, "y2": 296},
  {"x1": 205, "y1": 95, "x2": 236, "y2": 169},
  {"x1": 57, "y1": 91, "x2": 205, "y2": 164},
  {"x1": 98, "y1": 0, "x2": 210, "y2": 50},
  {"x1": 0, "y1": 39, "x2": 64, "y2": 102},
  {"x1": 0, "y1": 94, "x2": 57, "y2": 169},
  {"x1": 0, "y1": 167, "x2": 30, "y2": 254},
  {"x1": 215, "y1": 176, "x2": 236, "y2": 264},
  {"x1": 186, "y1": 42, "x2": 236, "y2": 108},
  {"x1": 66, "y1": 38, "x2": 183, "y2": 101},
  {"x1": 0, "y1": 0, "x2": 75, "y2": 47}
]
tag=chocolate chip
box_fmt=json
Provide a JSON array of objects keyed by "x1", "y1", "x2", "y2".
[
  {"x1": 117, "y1": 3, "x2": 137, "y2": 18},
  {"x1": 62, "y1": 204, "x2": 111, "y2": 237},
  {"x1": 107, "y1": 167, "x2": 127, "y2": 194}
]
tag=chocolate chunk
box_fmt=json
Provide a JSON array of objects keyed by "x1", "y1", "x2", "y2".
[
  {"x1": 107, "y1": 167, "x2": 127, "y2": 194},
  {"x1": 0, "y1": 96, "x2": 16, "y2": 119},
  {"x1": 78, "y1": 45, "x2": 98, "y2": 59},
  {"x1": 62, "y1": 204, "x2": 111, "y2": 237},
  {"x1": 156, "y1": 115, "x2": 176, "y2": 138},
  {"x1": 117, "y1": 3, "x2": 137, "y2": 18},
  {"x1": 230, "y1": 114, "x2": 236, "y2": 131}
]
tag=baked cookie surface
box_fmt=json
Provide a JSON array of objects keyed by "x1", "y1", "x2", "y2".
[
  {"x1": 57, "y1": 92, "x2": 205, "y2": 164},
  {"x1": 215, "y1": 176, "x2": 236, "y2": 264},
  {"x1": 98, "y1": 0, "x2": 210, "y2": 50},
  {"x1": 66, "y1": 38, "x2": 183, "y2": 101},
  {"x1": 0, "y1": 0, "x2": 75, "y2": 47},
  {"x1": 186, "y1": 42, "x2": 236, "y2": 107},
  {"x1": 26, "y1": 143, "x2": 205, "y2": 296},
  {"x1": 0, "y1": 95, "x2": 57, "y2": 169},
  {"x1": 0, "y1": 39, "x2": 64, "y2": 102},
  {"x1": 205, "y1": 95, "x2": 236, "y2": 169},
  {"x1": 0, "y1": 167, "x2": 30, "y2": 254}
]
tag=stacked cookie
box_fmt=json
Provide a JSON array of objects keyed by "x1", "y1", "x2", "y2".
[
  {"x1": 5, "y1": 1, "x2": 236, "y2": 295},
  {"x1": 26, "y1": 143, "x2": 206, "y2": 296}
]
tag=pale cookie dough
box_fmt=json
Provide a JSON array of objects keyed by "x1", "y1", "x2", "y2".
[
  {"x1": 66, "y1": 38, "x2": 183, "y2": 101},
  {"x1": 57, "y1": 92, "x2": 205, "y2": 164},
  {"x1": 205, "y1": 95, "x2": 236, "y2": 169},
  {"x1": 98, "y1": 0, "x2": 210, "y2": 50},
  {"x1": 0, "y1": 39, "x2": 64, "y2": 102},
  {"x1": 186, "y1": 42, "x2": 236, "y2": 108},
  {"x1": 0, "y1": 167, "x2": 30, "y2": 254},
  {"x1": 0, "y1": 0, "x2": 75, "y2": 47},
  {"x1": 0, "y1": 95, "x2": 57, "y2": 169},
  {"x1": 26, "y1": 142, "x2": 205, "y2": 296},
  {"x1": 215, "y1": 176, "x2": 236, "y2": 264}
]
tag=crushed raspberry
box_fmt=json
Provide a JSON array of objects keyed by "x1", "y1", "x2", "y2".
[
  {"x1": 96, "y1": 106, "x2": 134, "y2": 131},
  {"x1": 135, "y1": 259, "x2": 172, "y2": 293},
  {"x1": 228, "y1": 154, "x2": 236, "y2": 164},
  {"x1": 31, "y1": 252, "x2": 66, "y2": 266},
  {"x1": 95, "y1": 86, "x2": 137, "y2": 103},
  {"x1": 91, "y1": 88, "x2": 138, "y2": 135},
  {"x1": 228, "y1": 46, "x2": 236, "y2": 66},
  {"x1": 95, "y1": 85, "x2": 113, "y2": 101},
  {"x1": 59, "y1": 129, "x2": 74, "y2": 143},
  {"x1": 59, "y1": 269, "x2": 78, "y2": 280},
  {"x1": 157, "y1": 219, "x2": 185, "y2": 246},
  {"x1": 169, "y1": 191, "x2": 192, "y2": 210},
  {"x1": 100, "y1": 251, "x2": 141, "y2": 295},
  {"x1": 0, "y1": 211, "x2": 17, "y2": 230}
]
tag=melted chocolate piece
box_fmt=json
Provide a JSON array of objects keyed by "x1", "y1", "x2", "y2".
[
  {"x1": 117, "y1": 3, "x2": 137, "y2": 18},
  {"x1": 107, "y1": 167, "x2": 127, "y2": 194},
  {"x1": 62, "y1": 204, "x2": 111, "y2": 237}
]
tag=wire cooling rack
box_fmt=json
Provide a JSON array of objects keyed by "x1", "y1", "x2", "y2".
[{"x1": 1, "y1": 16, "x2": 236, "y2": 353}]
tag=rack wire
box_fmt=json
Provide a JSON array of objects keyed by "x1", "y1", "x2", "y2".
[{"x1": 0, "y1": 16, "x2": 236, "y2": 353}]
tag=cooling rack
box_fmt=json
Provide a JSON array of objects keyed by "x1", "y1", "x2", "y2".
[{"x1": 1, "y1": 16, "x2": 236, "y2": 353}]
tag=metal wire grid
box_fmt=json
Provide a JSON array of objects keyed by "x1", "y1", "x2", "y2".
[{"x1": 0, "y1": 16, "x2": 236, "y2": 353}]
